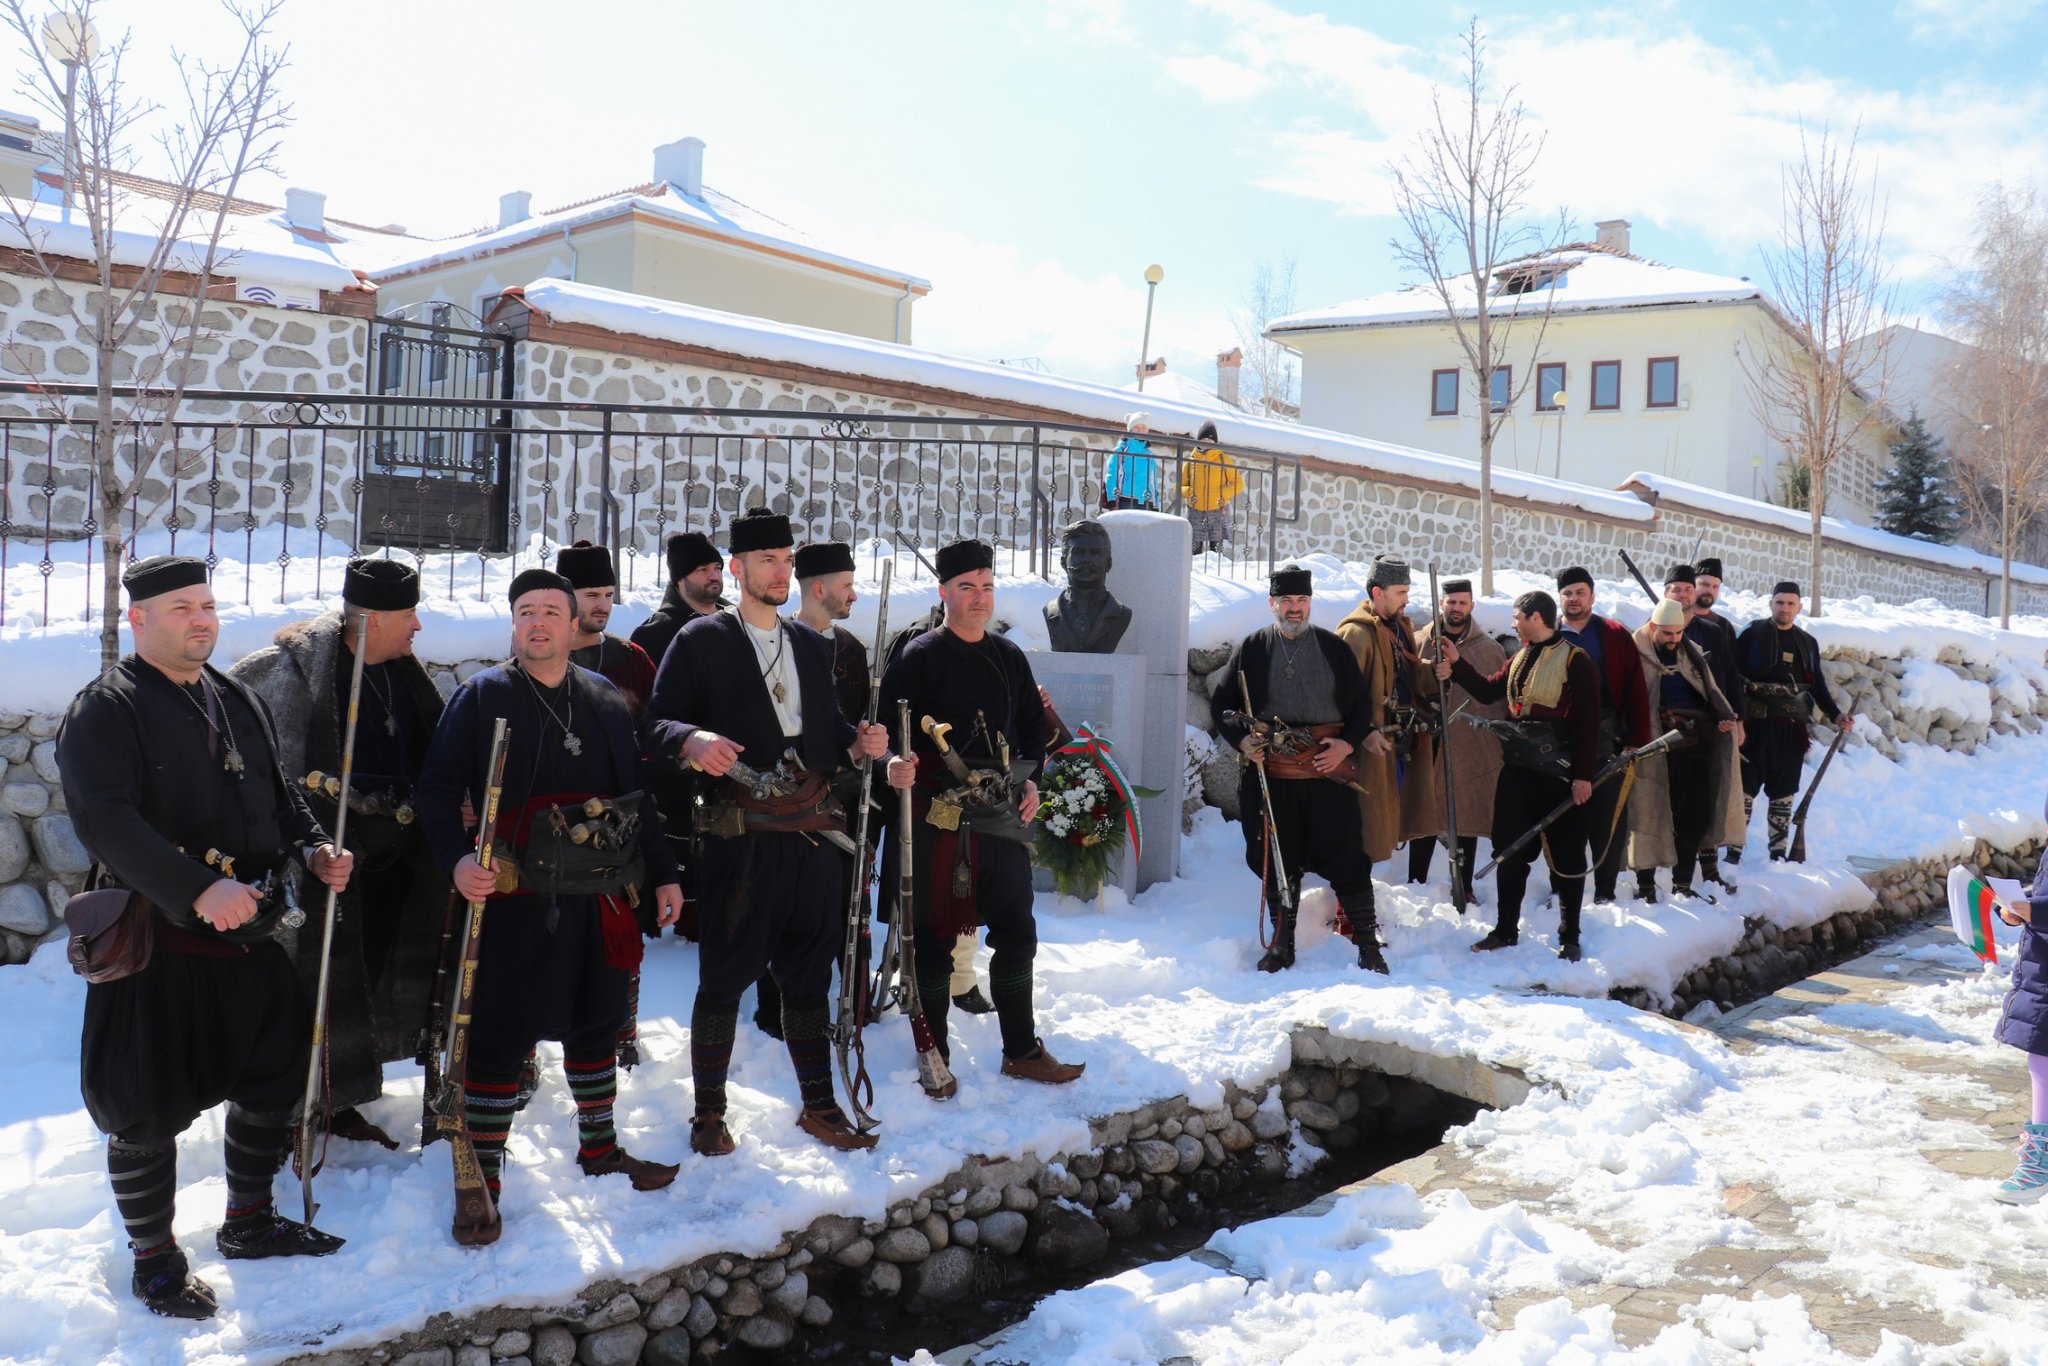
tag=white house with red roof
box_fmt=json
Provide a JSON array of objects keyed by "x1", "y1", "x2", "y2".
[{"x1": 1268, "y1": 220, "x2": 1893, "y2": 522}]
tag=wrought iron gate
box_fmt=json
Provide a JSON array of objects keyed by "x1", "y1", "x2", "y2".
[{"x1": 359, "y1": 308, "x2": 514, "y2": 550}]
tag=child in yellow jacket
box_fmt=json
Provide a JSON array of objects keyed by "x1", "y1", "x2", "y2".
[{"x1": 1181, "y1": 420, "x2": 1243, "y2": 552}]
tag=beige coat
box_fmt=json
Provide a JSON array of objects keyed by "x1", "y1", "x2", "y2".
[
  {"x1": 1624, "y1": 624, "x2": 1746, "y2": 869},
  {"x1": 1414, "y1": 620, "x2": 1506, "y2": 838},
  {"x1": 1336, "y1": 601, "x2": 1440, "y2": 863}
]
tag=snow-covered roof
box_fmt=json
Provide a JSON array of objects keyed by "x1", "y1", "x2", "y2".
[
  {"x1": 358, "y1": 181, "x2": 929, "y2": 293},
  {"x1": 1120, "y1": 367, "x2": 1241, "y2": 416},
  {"x1": 510, "y1": 277, "x2": 1653, "y2": 522},
  {"x1": 1625, "y1": 471, "x2": 2048, "y2": 588},
  {"x1": 0, "y1": 171, "x2": 370, "y2": 295},
  {"x1": 1269, "y1": 246, "x2": 1764, "y2": 336}
]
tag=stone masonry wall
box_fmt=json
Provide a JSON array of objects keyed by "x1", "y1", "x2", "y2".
[
  {"x1": 1275, "y1": 466, "x2": 2048, "y2": 616},
  {"x1": 0, "y1": 271, "x2": 368, "y2": 549}
]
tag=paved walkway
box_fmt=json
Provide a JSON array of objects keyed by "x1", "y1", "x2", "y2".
[
  {"x1": 1350, "y1": 925, "x2": 2038, "y2": 1358},
  {"x1": 935, "y1": 925, "x2": 2045, "y2": 1362}
]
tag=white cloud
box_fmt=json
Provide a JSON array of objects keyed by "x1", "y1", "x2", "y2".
[
  {"x1": 1163, "y1": 53, "x2": 1270, "y2": 102},
  {"x1": 1187, "y1": 2, "x2": 2048, "y2": 290},
  {"x1": 1894, "y1": 0, "x2": 2045, "y2": 40}
]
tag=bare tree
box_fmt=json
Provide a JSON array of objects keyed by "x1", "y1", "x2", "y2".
[
  {"x1": 0, "y1": 0, "x2": 289, "y2": 667},
  {"x1": 1233, "y1": 257, "x2": 1298, "y2": 418},
  {"x1": 1943, "y1": 183, "x2": 2048, "y2": 627},
  {"x1": 1389, "y1": 18, "x2": 1569, "y2": 596},
  {"x1": 1746, "y1": 126, "x2": 1893, "y2": 619}
]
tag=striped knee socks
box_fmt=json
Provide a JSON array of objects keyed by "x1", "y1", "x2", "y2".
[
  {"x1": 779, "y1": 998, "x2": 835, "y2": 1110},
  {"x1": 563, "y1": 1052, "x2": 618, "y2": 1163},
  {"x1": 691, "y1": 993, "x2": 741, "y2": 1118},
  {"x1": 462, "y1": 1068, "x2": 521, "y2": 1199},
  {"x1": 107, "y1": 1139, "x2": 177, "y2": 1253}
]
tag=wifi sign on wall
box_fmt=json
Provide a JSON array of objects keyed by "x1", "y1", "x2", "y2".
[{"x1": 235, "y1": 280, "x2": 319, "y2": 310}]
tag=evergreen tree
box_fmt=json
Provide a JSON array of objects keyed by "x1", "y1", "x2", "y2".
[{"x1": 1876, "y1": 413, "x2": 1960, "y2": 543}]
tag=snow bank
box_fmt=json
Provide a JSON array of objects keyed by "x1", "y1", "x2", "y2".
[
  {"x1": 514, "y1": 279, "x2": 1653, "y2": 523},
  {"x1": 1628, "y1": 471, "x2": 2048, "y2": 588}
]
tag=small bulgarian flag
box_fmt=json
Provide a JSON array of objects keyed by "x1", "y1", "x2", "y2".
[{"x1": 1945, "y1": 865, "x2": 2013, "y2": 964}]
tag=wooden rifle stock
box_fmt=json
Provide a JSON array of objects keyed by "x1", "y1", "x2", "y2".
[
  {"x1": 442, "y1": 717, "x2": 509, "y2": 1246},
  {"x1": 897, "y1": 700, "x2": 957, "y2": 1099}
]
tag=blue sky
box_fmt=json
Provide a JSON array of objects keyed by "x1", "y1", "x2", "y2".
[{"x1": 34, "y1": 0, "x2": 2048, "y2": 389}]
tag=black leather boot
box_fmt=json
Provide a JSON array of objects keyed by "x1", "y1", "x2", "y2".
[
  {"x1": 1342, "y1": 892, "x2": 1389, "y2": 975},
  {"x1": 1257, "y1": 893, "x2": 1299, "y2": 973}
]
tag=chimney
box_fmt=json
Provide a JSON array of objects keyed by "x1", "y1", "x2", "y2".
[
  {"x1": 654, "y1": 136, "x2": 706, "y2": 199},
  {"x1": 1595, "y1": 218, "x2": 1631, "y2": 255},
  {"x1": 498, "y1": 190, "x2": 532, "y2": 229},
  {"x1": 284, "y1": 187, "x2": 325, "y2": 234},
  {"x1": 1216, "y1": 347, "x2": 1243, "y2": 409}
]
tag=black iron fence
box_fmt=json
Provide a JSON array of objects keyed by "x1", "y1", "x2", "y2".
[{"x1": 0, "y1": 381, "x2": 1304, "y2": 631}]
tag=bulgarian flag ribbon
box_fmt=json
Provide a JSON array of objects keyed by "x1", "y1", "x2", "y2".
[
  {"x1": 1945, "y1": 865, "x2": 2011, "y2": 964},
  {"x1": 1058, "y1": 722, "x2": 1142, "y2": 861}
]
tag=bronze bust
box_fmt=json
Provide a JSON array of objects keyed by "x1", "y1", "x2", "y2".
[{"x1": 1044, "y1": 520, "x2": 1132, "y2": 653}]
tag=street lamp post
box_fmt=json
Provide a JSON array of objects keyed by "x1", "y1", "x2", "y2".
[
  {"x1": 1136, "y1": 263, "x2": 1163, "y2": 391},
  {"x1": 42, "y1": 9, "x2": 100, "y2": 229},
  {"x1": 1550, "y1": 389, "x2": 1568, "y2": 480}
]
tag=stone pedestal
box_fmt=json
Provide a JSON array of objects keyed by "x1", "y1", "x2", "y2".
[
  {"x1": 1107, "y1": 510, "x2": 1191, "y2": 887},
  {"x1": 1031, "y1": 652, "x2": 1146, "y2": 900}
]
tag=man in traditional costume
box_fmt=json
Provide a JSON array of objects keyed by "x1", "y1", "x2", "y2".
[
  {"x1": 1411, "y1": 577, "x2": 1504, "y2": 905},
  {"x1": 647, "y1": 511, "x2": 891, "y2": 1152},
  {"x1": 1210, "y1": 564, "x2": 1384, "y2": 973},
  {"x1": 558, "y1": 539, "x2": 657, "y2": 717},
  {"x1": 59, "y1": 555, "x2": 354, "y2": 1317},
  {"x1": 1554, "y1": 566, "x2": 1653, "y2": 903},
  {"x1": 1625, "y1": 598, "x2": 1741, "y2": 902},
  {"x1": 1737, "y1": 581, "x2": 1850, "y2": 860},
  {"x1": 416, "y1": 569, "x2": 684, "y2": 1239},
  {"x1": 1438, "y1": 591, "x2": 1602, "y2": 961},
  {"x1": 1336, "y1": 554, "x2": 1438, "y2": 900},
  {"x1": 230, "y1": 556, "x2": 446, "y2": 1150},
  {"x1": 879, "y1": 539, "x2": 1085, "y2": 1083}
]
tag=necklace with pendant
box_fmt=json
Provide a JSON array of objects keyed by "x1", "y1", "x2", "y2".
[
  {"x1": 747, "y1": 618, "x2": 790, "y2": 705},
  {"x1": 520, "y1": 666, "x2": 583, "y2": 755},
  {"x1": 175, "y1": 676, "x2": 246, "y2": 777},
  {"x1": 1276, "y1": 629, "x2": 1306, "y2": 680},
  {"x1": 362, "y1": 663, "x2": 399, "y2": 737}
]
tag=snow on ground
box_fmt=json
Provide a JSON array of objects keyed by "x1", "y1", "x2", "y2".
[
  {"x1": 949, "y1": 932, "x2": 2047, "y2": 1366},
  {"x1": 4, "y1": 540, "x2": 2048, "y2": 1361}
]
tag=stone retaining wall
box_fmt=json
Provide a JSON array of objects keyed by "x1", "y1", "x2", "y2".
[{"x1": 286, "y1": 1045, "x2": 1495, "y2": 1366}]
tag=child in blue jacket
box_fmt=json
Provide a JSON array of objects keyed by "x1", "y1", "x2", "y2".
[{"x1": 1102, "y1": 412, "x2": 1158, "y2": 510}]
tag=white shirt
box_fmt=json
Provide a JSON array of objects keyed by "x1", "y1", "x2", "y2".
[{"x1": 738, "y1": 611, "x2": 803, "y2": 737}]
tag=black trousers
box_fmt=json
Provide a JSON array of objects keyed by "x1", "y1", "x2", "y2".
[
  {"x1": 755, "y1": 846, "x2": 864, "y2": 1025},
  {"x1": 1239, "y1": 772, "x2": 1374, "y2": 909},
  {"x1": 467, "y1": 894, "x2": 629, "y2": 1077},
  {"x1": 1490, "y1": 765, "x2": 1589, "y2": 943},
  {"x1": 1582, "y1": 746, "x2": 1631, "y2": 899},
  {"x1": 82, "y1": 941, "x2": 310, "y2": 1146},
  {"x1": 907, "y1": 825, "x2": 1039, "y2": 1059},
  {"x1": 1741, "y1": 720, "x2": 1808, "y2": 800},
  {"x1": 1408, "y1": 834, "x2": 1477, "y2": 901},
  {"x1": 1665, "y1": 742, "x2": 1717, "y2": 884},
  {"x1": 698, "y1": 832, "x2": 841, "y2": 1007}
]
